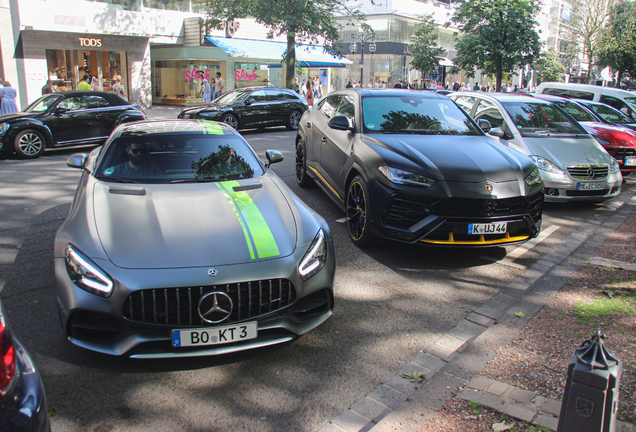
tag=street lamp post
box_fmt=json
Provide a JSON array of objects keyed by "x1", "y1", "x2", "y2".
[{"x1": 349, "y1": 32, "x2": 376, "y2": 86}]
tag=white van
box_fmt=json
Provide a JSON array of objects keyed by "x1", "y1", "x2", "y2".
[{"x1": 536, "y1": 82, "x2": 636, "y2": 119}]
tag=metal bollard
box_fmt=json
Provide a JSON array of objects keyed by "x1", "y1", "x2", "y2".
[{"x1": 557, "y1": 330, "x2": 623, "y2": 432}]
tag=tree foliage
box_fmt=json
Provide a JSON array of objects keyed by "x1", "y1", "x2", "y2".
[
  {"x1": 537, "y1": 49, "x2": 567, "y2": 83},
  {"x1": 409, "y1": 14, "x2": 445, "y2": 79},
  {"x1": 449, "y1": 0, "x2": 541, "y2": 91},
  {"x1": 201, "y1": 0, "x2": 367, "y2": 89},
  {"x1": 597, "y1": 0, "x2": 636, "y2": 87}
]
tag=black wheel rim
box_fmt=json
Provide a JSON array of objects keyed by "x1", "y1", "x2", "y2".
[
  {"x1": 295, "y1": 143, "x2": 305, "y2": 183},
  {"x1": 347, "y1": 182, "x2": 366, "y2": 240},
  {"x1": 18, "y1": 133, "x2": 43, "y2": 156},
  {"x1": 290, "y1": 111, "x2": 300, "y2": 129}
]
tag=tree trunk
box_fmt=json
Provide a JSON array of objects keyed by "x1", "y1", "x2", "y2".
[
  {"x1": 284, "y1": 32, "x2": 296, "y2": 90},
  {"x1": 496, "y1": 56, "x2": 502, "y2": 92}
]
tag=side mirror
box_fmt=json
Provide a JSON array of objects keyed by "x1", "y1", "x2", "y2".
[
  {"x1": 328, "y1": 115, "x2": 354, "y2": 131},
  {"x1": 67, "y1": 153, "x2": 87, "y2": 169},
  {"x1": 489, "y1": 127, "x2": 506, "y2": 138},
  {"x1": 54, "y1": 106, "x2": 69, "y2": 114},
  {"x1": 265, "y1": 149, "x2": 283, "y2": 167},
  {"x1": 245, "y1": 98, "x2": 255, "y2": 106},
  {"x1": 478, "y1": 119, "x2": 492, "y2": 133}
]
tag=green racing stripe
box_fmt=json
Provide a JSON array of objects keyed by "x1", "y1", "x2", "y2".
[
  {"x1": 198, "y1": 120, "x2": 224, "y2": 135},
  {"x1": 216, "y1": 181, "x2": 280, "y2": 259}
]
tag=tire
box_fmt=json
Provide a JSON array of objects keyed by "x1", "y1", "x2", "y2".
[
  {"x1": 295, "y1": 138, "x2": 313, "y2": 187},
  {"x1": 286, "y1": 110, "x2": 302, "y2": 131},
  {"x1": 221, "y1": 114, "x2": 239, "y2": 130},
  {"x1": 14, "y1": 129, "x2": 45, "y2": 158},
  {"x1": 346, "y1": 176, "x2": 374, "y2": 247}
]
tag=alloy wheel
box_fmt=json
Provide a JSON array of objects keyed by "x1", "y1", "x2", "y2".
[
  {"x1": 347, "y1": 182, "x2": 366, "y2": 240},
  {"x1": 18, "y1": 133, "x2": 44, "y2": 156}
]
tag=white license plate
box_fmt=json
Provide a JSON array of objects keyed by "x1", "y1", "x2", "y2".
[
  {"x1": 467, "y1": 222, "x2": 507, "y2": 235},
  {"x1": 172, "y1": 322, "x2": 257, "y2": 347},
  {"x1": 624, "y1": 157, "x2": 636, "y2": 166},
  {"x1": 577, "y1": 182, "x2": 605, "y2": 190}
]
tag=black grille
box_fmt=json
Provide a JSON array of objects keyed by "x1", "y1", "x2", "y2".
[
  {"x1": 567, "y1": 165, "x2": 608, "y2": 180},
  {"x1": 614, "y1": 149, "x2": 636, "y2": 158},
  {"x1": 122, "y1": 279, "x2": 296, "y2": 326},
  {"x1": 385, "y1": 192, "x2": 543, "y2": 229}
]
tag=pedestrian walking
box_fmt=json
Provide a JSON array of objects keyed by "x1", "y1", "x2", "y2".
[
  {"x1": 78, "y1": 74, "x2": 92, "y2": 90},
  {"x1": 306, "y1": 77, "x2": 314, "y2": 107},
  {"x1": 213, "y1": 72, "x2": 224, "y2": 99},
  {"x1": 346, "y1": 79, "x2": 353, "y2": 88},
  {"x1": 294, "y1": 77, "x2": 301, "y2": 94},
  {"x1": 112, "y1": 76, "x2": 127, "y2": 101},
  {"x1": 90, "y1": 76, "x2": 100, "y2": 91},
  {"x1": 200, "y1": 79, "x2": 212, "y2": 103},
  {"x1": 0, "y1": 82, "x2": 18, "y2": 114},
  {"x1": 42, "y1": 80, "x2": 54, "y2": 95}
]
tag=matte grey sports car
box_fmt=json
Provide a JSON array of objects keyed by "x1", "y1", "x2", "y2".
[
  {"x1": 55, "y1": 120, "x2": 334, "y2": 358},
  {"x1": 296, "y1": 89, "x2": 544, "y2": 247}
]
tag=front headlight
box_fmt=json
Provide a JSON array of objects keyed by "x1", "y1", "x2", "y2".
[
  {"x1": 377, "y1": 166, "x2": 436, "y2": 187},
  {"x1": 0, "y1": 123, "x2": 8, "y2": 136},
  {"x1": 298, "y1": 229, "x2": 327, "y2": 281},
  {"x1": 65, "y1": 244, "x2": 114, "y2": 297},
  {"x1": 610, "y1": 157, "x2": 620, "y2": 173},
  {"x1": 530, "y1": 156, "x2": 564, "y2": 175},
  {"x1": 524, "y1": 167, "x2": 543, "y2": 186}
]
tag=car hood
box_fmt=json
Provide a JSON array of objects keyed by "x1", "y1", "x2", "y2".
[
  {"x1": 580, "y1": 121, "x2": 636, "y2": 147},
  {"x1": 180, "y1": 103, "x2": 233, "y2": 115},
  {"x1": 523, "y1": 136, "x2": 612, "y2": 167},
  {"x1": 92, "y1": 178, "x2": 296, "y2": 269},
  {"x1": 0, "y1": 112, "x2": 40, "y2": 122},
  {"x1": 365, "y1": 134, "x2": 529, "y2": 182}
]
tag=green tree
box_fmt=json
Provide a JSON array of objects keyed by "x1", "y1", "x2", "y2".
[
  {"x1": 409, "y1": 14, "x2": 445, "y2": 81},
  {"x1": 201, "y1": 0, "x2": 366, "y2": 90},
  {"x1": 537, "y1": 49, "x2": 567, "y2": 83},
  {"x1": 449, "y1": 0, "x2": 541, "y2": 92},
  {"x1": 597, "y1": 0, "x2": 636, "y2": 87}
]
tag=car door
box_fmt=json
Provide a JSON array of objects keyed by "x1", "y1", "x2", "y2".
[
  {"x1": 319, "y1": 94, "x2": 355, "y2": 199},
  {"x1": 84, "y1": 95, "x2": 118, "y2": 139},
  {"x1": 265, "y1": 89, "x2": 289, "y2": 126},
  {"x1": 46, "y1": 96, "x2": 93, "y2": 144},
  {"x1": 473, "y1": 98, "x2": 528, "y2": 154},
  {"x1": 306, "y1": 94, "x2": 341, "y2": 186},
  {"x1": 239, "y1": 89, "x2": 269, "y2": 128}
]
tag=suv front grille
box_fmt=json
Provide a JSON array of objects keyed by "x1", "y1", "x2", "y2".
[
  {"x1": 122, "y1": 279, "x2": 296, "y2": 326},
  {"x1": 567, "y1": 165, "x2": 608, "y2": 180}
]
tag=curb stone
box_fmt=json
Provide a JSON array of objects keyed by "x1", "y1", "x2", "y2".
[{"x1": 318, "y1": 186, "x2": 636, "y2": 432}]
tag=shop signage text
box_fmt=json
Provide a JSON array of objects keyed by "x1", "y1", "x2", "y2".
[
  {"x1": 185, "y1": 68, "x2": 215, "y2": 82},
  {"x1": 235, "y1": 69, "x2": 259, "y2": 82},
  {"x1": 78, "y1": 38, "x2": 102, "y2": 47}
]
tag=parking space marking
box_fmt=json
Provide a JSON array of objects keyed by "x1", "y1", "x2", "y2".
[
  {"x1": 480, "y1": 225, "x2": 560, "y2": 269},
  {"x1": 336, "y1": 217, "x2": 348, "y2": 223}
]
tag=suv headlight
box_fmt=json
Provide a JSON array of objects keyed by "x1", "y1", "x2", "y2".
[
  {"x1": 530, "y1": 156, "x2": 564, "y2": 175},
  {"x1": 0, "y1": 123, "x2": 8, "y2": 136},
  {"x1": 524, "y1": 167, "x2": 542, "y2": 186},
  {"x1": 65, "y1": 244, "x2": 114, "y2": 297},
  {"x1": 298, "y1": 229, "x2": 327, "y2": 281},
  {"x1": 378, "y1": 166, "x2": 436, "y2": 187},
  {"x1": 610, "y1": 157, "x2": 620, "y2": 173}
]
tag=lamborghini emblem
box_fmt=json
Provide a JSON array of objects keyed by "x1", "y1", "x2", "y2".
[{"x1": 486, "y1": 184, "x2": 493, "y2": 193}]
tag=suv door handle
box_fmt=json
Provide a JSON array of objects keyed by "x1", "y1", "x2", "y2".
[{"x1": 321, "y1": 136, "x2": 327, "y2": 143}]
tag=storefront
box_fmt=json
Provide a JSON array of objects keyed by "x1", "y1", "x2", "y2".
[{"x1": 14, "y1": 30, "x2": 150, "y2": 108}]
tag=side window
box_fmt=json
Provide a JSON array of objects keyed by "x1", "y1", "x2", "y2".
[
  {"x1": 59, "y1": 96, "x2": 87, "y2": 111},
  {"x1": 283, "y1": 90, "x2": 300, "y2": 100},
  {"x1": 318, "y1": 95, "x2": 342, "y2": 119},
  {"x1": 335, "y1": 95, "x2": 355, "y2": 121},
  {"x1": 266, "y1": 90, "x2": 286, "y2": 101},
  {"x1": 85, "y1": 96, "x2": 110, "y2": 108},
  {"x1": 600, "y1": 95, "x2": 634, "y2": 116},
  {"x1": 249, "y1": 90, "x2": 267, "y2": 103},
  {"x1": 473, "y1": 99, "x2": 504, "y2": 128},
  {"x1": 453, "y1": 96, "x2": 477, "y2": 114}
]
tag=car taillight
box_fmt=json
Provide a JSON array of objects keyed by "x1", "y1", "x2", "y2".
[{"x1": 0, "y1": 314, "x2": 16, "y2": 400}]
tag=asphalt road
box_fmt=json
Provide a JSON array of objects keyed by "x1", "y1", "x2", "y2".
[{"x1": 0, "y1": 128, "x2": 629, "y2": 432}]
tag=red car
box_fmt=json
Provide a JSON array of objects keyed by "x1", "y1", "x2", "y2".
[{"x1": 534, "y1": 94, "x2": 636, "y2": 174}]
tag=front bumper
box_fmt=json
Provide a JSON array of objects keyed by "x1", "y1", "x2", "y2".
[
  {"x1": 55, "y1": 241, "x2": 335, "y2": 358},
  {"x1": 540, "y1": 170, "x2": 622, "y2": 202}
]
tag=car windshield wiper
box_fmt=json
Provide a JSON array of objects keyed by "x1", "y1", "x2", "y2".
[
  {"x1": 95, "y1": 175, "x2": 139, "y2": 183},
  {"x1": 170, "y1": 177, "x2": 229, "y2": 183}
]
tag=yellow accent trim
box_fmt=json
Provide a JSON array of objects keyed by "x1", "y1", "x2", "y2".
[
  {"x1": 420, "y1": 231, "x2": 530, "y2": 245},
  {"x1": 308, "y1": 166, "x2": 340, "y2": 199}
]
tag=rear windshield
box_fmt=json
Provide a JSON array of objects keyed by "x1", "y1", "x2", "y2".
[
  {"x1": 361, "y1": 96, "x2": 482, "y2": 135},
  {"x1": 95, "y1": 133, "x2": 264, "y2": 184},
  {"x1": 584, "y1": 102, "x2": 634, "y2": 124},
  {"x1": 502, "y1": 102, "x2": 586, "y2": 136},
  {"x1": 541, "y1": 88, "x2": 595, "y2": 100}
]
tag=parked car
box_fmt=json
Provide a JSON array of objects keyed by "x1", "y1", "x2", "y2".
[
  {"x1": 55, "y1": 120, "x2": 334, "y2": 358},
  {"x1": 532, "y1": 94, "x2": 636, "y2": 175},
  {"x1": 0, "y1": 299, "x2": 50, "y2": 432},
  {"x1": 0, "y1": 91, "x2": 147, "y2": 158},
  {"x1": 177, "y1": 87, "x2": 308, "y2": 131},
  {"x1": 536, "y1": 82, "x2": 636, "y2": 120},
  {"x1": 573, "y1": 99, "x2": 636, "y2": 132},
  {"x1": 295, "y1": 89, "x2": 544, "y2": 247},
  {"x1": 449, "y1": 92, "x2": 622, "y2": 202}
]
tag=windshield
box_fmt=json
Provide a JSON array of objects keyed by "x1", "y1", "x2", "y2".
[
  {"x1": 96, "y1": 133, "x2": 264, "y2": 183},
  {"x1": 502, "y1": 102, "x2": 585, "y2": 135},
  {"x1": 585, "y1": 102, "x2": 633, "y2": 124},
  {"x1": 213, "y1": 90, "x2": 250, "y2": 105},
  {"x1": 552, "y1": 101, "x2": 596, "y2": 122},
  {"x1": 25, "y1": 95, "x2": 62, "y2": 113},
  {"x1": 623, "y1": 96, "x2": 636, "y2": 114},
  {"x1": 362, "y1": 96, "x2": 481, "y2": 135}
]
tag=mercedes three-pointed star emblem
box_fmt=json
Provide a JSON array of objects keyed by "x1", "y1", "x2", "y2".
[{"x1": 198, "y1": 292, "x2": 233, "y2": 323}]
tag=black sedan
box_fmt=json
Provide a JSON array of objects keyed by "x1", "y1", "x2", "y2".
[
  {"x1": 0, "y1": 91, "x2": 146, "y2": 158},
  {"x1": 177, "y1": 87, "x2": 308, "y2": 131},
  {"x1": 295, "y1": 89, "x2": 544, "y2": 247}
]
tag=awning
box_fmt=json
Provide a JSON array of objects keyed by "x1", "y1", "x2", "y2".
[
  {"x1": 205, "y1": 36, "x2": 352, "y2": 67},
  {"x1": 436, "y1": 56, "x2": 455, "y2": 67}
]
